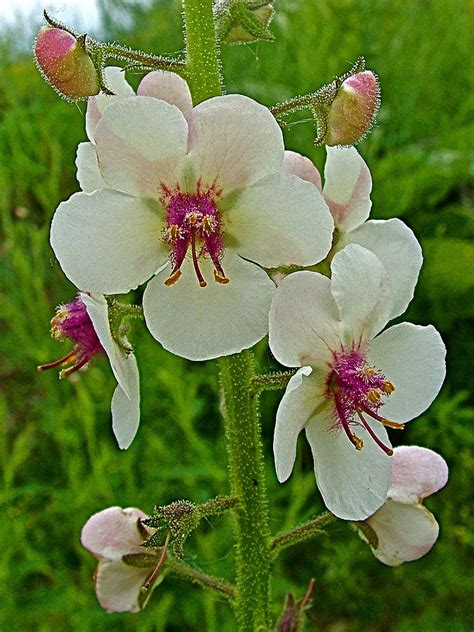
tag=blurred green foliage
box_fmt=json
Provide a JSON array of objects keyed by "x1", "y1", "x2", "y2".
[{"x1": 0, "y1": 0, "x2": 473, "y2": 630}]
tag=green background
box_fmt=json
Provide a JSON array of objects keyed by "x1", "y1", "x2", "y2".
[{"x1": 0, "y1": 0, "x2": 472, "y2": 629}]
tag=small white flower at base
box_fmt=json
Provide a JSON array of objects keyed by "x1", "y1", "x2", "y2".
[
  {"x1": 358, "y1": 446, "x2": 449, "y2": 566},
  {"x1": 81, "y1": 506, "x2": 156, "y2": 613},
  {"x1": 282, "y1": 146, "x2": 423, "y2": 319},
  {"x1": 269, "y1": 244, "x2": 446, "y2": 521},
  {"x1": 38, "y1": 293, "x2": 140, "y2": 449},
  {"x1": 52, "y1": 71, "x2": 334, "y2": 361}
]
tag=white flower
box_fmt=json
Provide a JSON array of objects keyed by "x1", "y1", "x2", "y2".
[
  {"x1": 38, "y1": 293, "x2": 140, "y2": 449},
  {"x1": 282, "y1": 146, "x2": 422, "y2": 318},
  {"x1": 51, "y1": 73, "x2": 334, "y2": 360},
  {"x1": 359, "y1": 446, "x2": 448, "y2": 566},
  {"x1": 81, "y1": 506, "x2": 157, "y2": 613},
  {"x1": 269, "y1": 244, "x2": 446, "y2": 520}
]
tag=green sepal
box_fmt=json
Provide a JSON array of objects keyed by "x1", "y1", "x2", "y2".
[
  {"x1": 122, "y1": 552, "x2": 161, "y2": 568},
  {"x1": 352, "y1": 520, "x2": 379, "y2": 549},
  {"x1": 229, "y1": 3, "x2": 275, "y2": 42}
]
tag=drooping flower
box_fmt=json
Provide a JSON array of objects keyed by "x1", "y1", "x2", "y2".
[
  {"x1": 51, "y1": 74, "x2": 334, "y2": 360},
  {"x1": 269, "y1": 244, "x2": 446, "y2": 520},
  {"x1": 282, "y1": 146, "x2": 422, "y2": 319},
  {"x1": 38, "y1": 293, "x2": 140, "y2": 449},
  {"x1": 34, "y1": 26, "x2": 100, "y2": 101},
  {"x1": 81, "y1": 506, "x2": 159, "y2": 612},
  {"x1": 358, "y1": 446, "x2": 448, "y2": 566}
]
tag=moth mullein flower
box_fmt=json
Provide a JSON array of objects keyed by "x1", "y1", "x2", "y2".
[
  {"x1": 359, "y1": 446, "x2": 448, "y2": 566},
  {"x1": 52, "y1": 74, "x2": 334, "y2": 360},
  {"x1": 269, "y1": 244, "x2": 446, "y2": 520},
  {"x1": 38, "y1": 293, "x2": 140, "y2": 449},
  {"x1": 81, "y1": 506, "x2": 158, "y2": 612},
  {"x1": 282, "y1": 146, "x2": 422, "y2": 319}
]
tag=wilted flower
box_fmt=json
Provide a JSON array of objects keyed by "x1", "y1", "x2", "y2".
[
  {"x1": 269, "y1": 244, "x2": 446, "y2": 520},
  {"x1": 34, "y1": 26, "x2": 100, "y2": 101},
  {"x1": 38, "y1": 293, "x2": 140, "y2": 449},
  {"x1": 358, "y1": 446, "x2": 448, "y2": 565},
  {"x1": 282, "y1": 146, "x2": 422, "y2": 318},
  {"x1": 51, "y1": 73, "x2": 333, "y2": 360},
  {"x1": 81, "y1": 506, "x2": 159, "y2": 612}
]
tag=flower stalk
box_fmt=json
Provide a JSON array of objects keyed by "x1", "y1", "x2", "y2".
[
  {"x1": 271, "y1": 512, "x2": 336, "y2": 558},
  {"x1": 220, "y1": 352, "x2": 272, "y2": 631}
]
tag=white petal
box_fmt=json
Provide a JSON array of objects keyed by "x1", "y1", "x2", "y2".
[
  {"x1": 111, "y1": 357, "x2": 141, "y2": 450},
  {"x1": 389, "y1": 446, "x2": 448, "y2": 504},
  {"x1": 227, "y1": 172, "x2": 333, "y2": 267},
  {"x1": 330, "y1": 244, "x2": 393, "y2": 343},
  {"x1": 76, "y1": 142, "x2": 106, "y2": 192},
  {"x1": 51, "y1": 190, "x2": 166, "y2": 294},
  {"x1": 187, "y1": 94, "x2": 284, "y2": 192},
  {"x1": 281, "y1": 151, "x2": 322, "y2": 191},
  {"x1": 95, "y1": 96, "x2": 188, "y2": 198},
  {"x1": 306, "y1": 415, "x2": 392, "y2": 520},
  {"x1": 95, "y1": 560, "x2": 151, "y2": 613},
  {"x1": 143, "y1": 254, "x2": 274, "y2": 361},
  {"x1": 323, "y1": 146, "x2": 372, "y2": 231},
  {"x1": 81, "y1": 506, "x2": 147, "y2": 559},
  {"x1": 86, "y1": 67, "x2": 135, "y2": 141},
  {"x1": 274, "y1": 366, "x2": 326, "y2": 482},
  {"x1": 137, "y1": 70, "x2": 193, "y2": 114},
  {"x1": 368, "y1": 323, "x2": 446, "y2": 422},
  {"x1": 365, "y1": 500, "x2": 439, "y2": 566},
  {"x1": 269, "y1": 271, "x2": 341, "y2": 368},
  {"x1": 344, "y1": 219, "x2": 423, "y2": 319}
]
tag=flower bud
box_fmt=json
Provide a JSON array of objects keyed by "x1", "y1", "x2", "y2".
[
  {"x1": 323, "y1": 70, "x2": 380, "y2": 146},
  {"x1": 34, "y1": 26, "x2": 100, "y2": 101}
]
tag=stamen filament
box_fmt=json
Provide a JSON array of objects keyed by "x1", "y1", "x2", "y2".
[
  {"x1": 37, "y1": 346, "x2": 79, "y2": 371},
  {"x1": 191, "y1": 232, "x2": 207, "y2": 287},
  {"x1": 359, "y1": 403, "x2": 404, "y2": 429},
  {"x1": 59, "y1": 351, "x2": 91, "y2": 379},
  {"x1": 141, "y1": 534, "x2": 170, "y2": 593},
  {"x1": 335, "y1": 395, "x2": 364, "y2": 450},
  {"x1": 356, "y1": 411, "x2": 393, "y2": 456}
]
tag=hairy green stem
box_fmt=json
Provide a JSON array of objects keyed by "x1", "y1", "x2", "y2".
[
  {"x1": 220, "y1": 352, "x2": 272, "y2": 631},
  {"x1": 271, "y1": 512, "x2": 336, "y2": 557},
  {"x1": 182, "y1": 0, "x2": 223, "y2": 102},
  {"x1": 166, "y1": 556, "x2": 237, "y2": 601}
]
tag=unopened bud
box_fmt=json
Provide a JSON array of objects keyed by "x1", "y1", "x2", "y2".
[
  {"x1": 323, "y1": 70, "x2": 380, "y2": 146},
  {"x1": 35, "y1": 26, "x2": 100, "y2": 101}
]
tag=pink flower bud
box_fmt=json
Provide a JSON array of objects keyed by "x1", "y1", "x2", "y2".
[
  {"x1": 323, "y1": 71, "x2": 380, "y2": 146},
  {"x1": 35, "y1": 26, "x2": 100, "y2": 101}
]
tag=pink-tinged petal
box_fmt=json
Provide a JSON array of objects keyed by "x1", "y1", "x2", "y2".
[
  {"x1": 269, "y1": 271, "x2": 341, "y2": 369},
  {"x1": 95, "y1": 560, "x2": 153, "y2": 613},
  {"x1": 368, "y1": 323, "x2": 446, "y2": 423},
  {"x1": 365, "y1": 500, "x2": 439, "y2": 566},
  {"x1": 274, "y1": 366, "x2": 327, "y2": 482},
  {"x1": 95, "y1": 96, "x2": 188, "y2": 198},
  {"x1": 86, "y1": 66, "x2": 135, "y2": 141},
  {"x1": 76, "y1": 142, "x2": 106, "y2": 192},
  {"x1": 281, "y1": 151, "x2": 322, "y2": 191},
  {"x1": 323, "y1": 146, "x2": 372, "y2": 232},
  {"x1": 343, "y1": 218, "x2": 423, "y2": 319},
  {"x1": 137, "y1": 70, "x2": 192, "y2": 115},
  {"x1": 143, "y1": 254, "x2": 274, "y2": 361},
  {"x1": 51, "y1": 190, "x2": 167, "y2": 294},
  {"x1": 330, "y1": 245, "x2": 393, "y2": 343},
  {"x1": 227, "y1": 172, "x2": 333, "y2": 267},
  {"x1": 187, "y1": 94, "x2": 284, "y2": 192},
  {"x1": 389, "y1": 446, "x2": 448, "y2": 504},
  {"x1": 81, "y1": 506, "x2": 147, "y2": 559},
  {"x1": 306, "y1": 414, "x2": 392, "y2": 520}
]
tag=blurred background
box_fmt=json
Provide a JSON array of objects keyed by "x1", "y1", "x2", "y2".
[{"x1": 0, "y1": 0, "x2": 472, "y2": 630}]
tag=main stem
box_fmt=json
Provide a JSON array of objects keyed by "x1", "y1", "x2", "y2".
[
  {"x1": 181, "y1": 2, "x2": 270, "y2": 628},
  {"x1": 220, "y1": 352, "x2": 271, "y2": 631},
  {"x1": 182, "y1": 0, "x2": 222, "y2": 103}
]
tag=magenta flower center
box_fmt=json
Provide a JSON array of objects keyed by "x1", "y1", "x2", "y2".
[
  {"x1": 38, "y1": 296, "x2": 104, "y2": 379},
  {"x1": 161, "y1": 185, "x2": 228, "y2": 288},
  {"x1": 326, "y1": 349, "x2": 402, "y2": 455}
]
